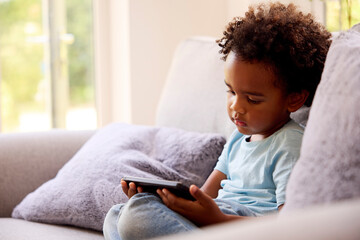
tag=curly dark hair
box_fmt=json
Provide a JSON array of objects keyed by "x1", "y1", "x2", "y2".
[{"x1": 217, "y1": 2, "x2": 331, "y2": 106}]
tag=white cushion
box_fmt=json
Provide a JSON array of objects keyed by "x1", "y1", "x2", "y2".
[{"x1": 156, "y1": 36, "x2": 235, "y2": 139}]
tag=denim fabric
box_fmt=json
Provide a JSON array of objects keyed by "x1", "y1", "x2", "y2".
[{"x1": 103, "y1": 193, "x2": 257, "y2": 240}]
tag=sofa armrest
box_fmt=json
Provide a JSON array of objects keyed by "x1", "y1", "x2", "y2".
[
  {"x1": 0, "y1": 130, "x2": 95, "y2": 217},
  {"x1": 156, "y1": 198, "x2": 360, "y2": 240}
]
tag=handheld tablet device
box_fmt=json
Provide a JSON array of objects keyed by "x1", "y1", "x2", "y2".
[{"x1": 122, "y1": 176, "x2": 195, "y2": 201}]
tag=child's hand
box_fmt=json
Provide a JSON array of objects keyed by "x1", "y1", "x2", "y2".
[
  {"x1": 156, "y1": 185, "x2": 228, "y2": 227},
  {"x1": 121, "y1": 179, "x2": 143, "y2": 199}
]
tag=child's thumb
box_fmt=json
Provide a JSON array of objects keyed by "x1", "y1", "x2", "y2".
[{"x1": 190, "y1": 185, "x2": 213, "y2": 206}]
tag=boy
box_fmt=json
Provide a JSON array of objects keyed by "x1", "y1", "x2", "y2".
[{"x1": 103, "y1": 2, "x2": 331, "y2": 239}]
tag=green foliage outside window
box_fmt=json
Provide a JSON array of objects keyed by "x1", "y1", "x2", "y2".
[
  {"x1": 323, "y1": 0, "x2": 360, "y2": 31},
  {"x1": 0, "y1": 0, "x2": 44, "y2": 131},
  {"x1": 0, "y1": 0, "x2": 94, "y2": 132},
  {"x1": 326, "y1": 0, "x2": 360, "y2": 31},
  {"x1": 66, "y1": 0, "x2": 95, "y2": 106}
]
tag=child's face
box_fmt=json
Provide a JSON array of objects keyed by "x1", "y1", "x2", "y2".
[{"x1": 224, "y1": 52, "x2": 291, "y2": 141}]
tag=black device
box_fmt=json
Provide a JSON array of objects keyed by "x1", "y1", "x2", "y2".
[{"x1": 122, "y1": 176, "x2": 195, "y2": 201}]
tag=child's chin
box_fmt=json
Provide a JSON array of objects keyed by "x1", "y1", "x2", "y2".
[{"x1": 236, "y1": 127, "x2": 252, "y2": 136}]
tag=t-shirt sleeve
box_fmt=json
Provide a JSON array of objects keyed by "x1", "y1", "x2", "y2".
[
  {"x1": 214, "y1": 130, "x2": 243, "y2": 177},
  {"x1": 272, "y1": 130, "x2": 303, "y2": 207},
  {"x1": 214, "y1": 142, "x2": 229, "y2": 176}
]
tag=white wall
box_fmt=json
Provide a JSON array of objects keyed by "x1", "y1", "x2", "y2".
[
  {"x1": 97, "y1": 0, "x2": 325, "y2": 127},
  {"x1": 128, "y1": 0, "x2": 227, "y2": 126},
  {"x1": 227, "y1": 0, "x2": 325, "y2": 23}
]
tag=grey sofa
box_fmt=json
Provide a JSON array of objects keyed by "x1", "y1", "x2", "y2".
[
  {"x1": 0, "y1": 36, "x2": 232, "y2": 240},
  {"x1": 1, "y1": 31, "x2": 360, "y2": 240}
]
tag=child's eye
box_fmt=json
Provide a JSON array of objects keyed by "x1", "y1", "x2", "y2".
[
  {"x1": 226, "y1": 90, "x2": 235, "y2": 95},
  {"x1": 247, "y1": 97, "x2": 261, "y2": 104}
]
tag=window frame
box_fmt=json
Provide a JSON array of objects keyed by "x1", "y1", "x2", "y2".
[{"x1": 93, "y1": 0, "x2": 132, "y2": 128}]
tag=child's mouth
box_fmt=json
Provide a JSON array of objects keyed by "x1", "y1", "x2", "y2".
[{"x1": 234, "y1": 119, "x2": 247, "y2": 127}]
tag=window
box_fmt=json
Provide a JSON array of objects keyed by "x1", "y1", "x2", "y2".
[
  {"x1": 0, "y1": 0, "x2": 96, "y2": 132},
  {"x1": 325, "y1": 0, "x2": 360, "y2": 31}
]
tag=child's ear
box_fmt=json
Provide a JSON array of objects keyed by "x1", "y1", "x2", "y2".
[{"x1": 287, "y1": 90, "x2": 309, "y2": 113}]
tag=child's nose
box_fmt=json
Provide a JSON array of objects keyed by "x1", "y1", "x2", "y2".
[{"x1": 231, "y1": 98, "x2": 246, "y2": 114}]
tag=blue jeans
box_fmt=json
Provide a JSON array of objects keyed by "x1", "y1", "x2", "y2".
[{"x1": 103, "y1": 193, "x2": 256, "y2": 240}]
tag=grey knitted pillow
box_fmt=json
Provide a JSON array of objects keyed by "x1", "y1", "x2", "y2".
[
  {"x1": 283, "y1": 24, "x2": 360, "y2": 212},
  {"x1": 12, "y1": 123, "x2": 225, "y2": 231}
]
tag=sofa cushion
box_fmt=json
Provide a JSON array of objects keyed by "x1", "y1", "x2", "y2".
[
  {"x1": 0, "y1": 218, "x2": 103, "y2": 240},
  {"x1": 282, "y1": 24, "x2": 360, "y2": 212},
  {"x1": 12, "y1": 123, "x2": 225, "y2": 231}
]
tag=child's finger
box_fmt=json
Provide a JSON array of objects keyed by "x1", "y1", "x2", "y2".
[
  {"x1": 156, "y1": 189, "x2": 169, "y2": 205},
  {"x1": 189, "y1": 185, "x2": 213, "y2": 208},
  {"x1": 160, "y1": 188, "x2": 190, "y2": 213},
  {"x1": 121, "y1": 180, "x2": 129, "y2": 194},
  {"x1": 128, "y1": 182, "x2": 137, "y2": 198}
]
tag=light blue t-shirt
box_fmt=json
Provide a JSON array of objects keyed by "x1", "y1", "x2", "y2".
[{"x1": 215, "y1": 120, "x2": 303, "y2": 215}]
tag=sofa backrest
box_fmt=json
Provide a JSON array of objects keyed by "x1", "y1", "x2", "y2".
[{"x1": 156, "y1": 36, "x2": 235, "y2": 139}]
